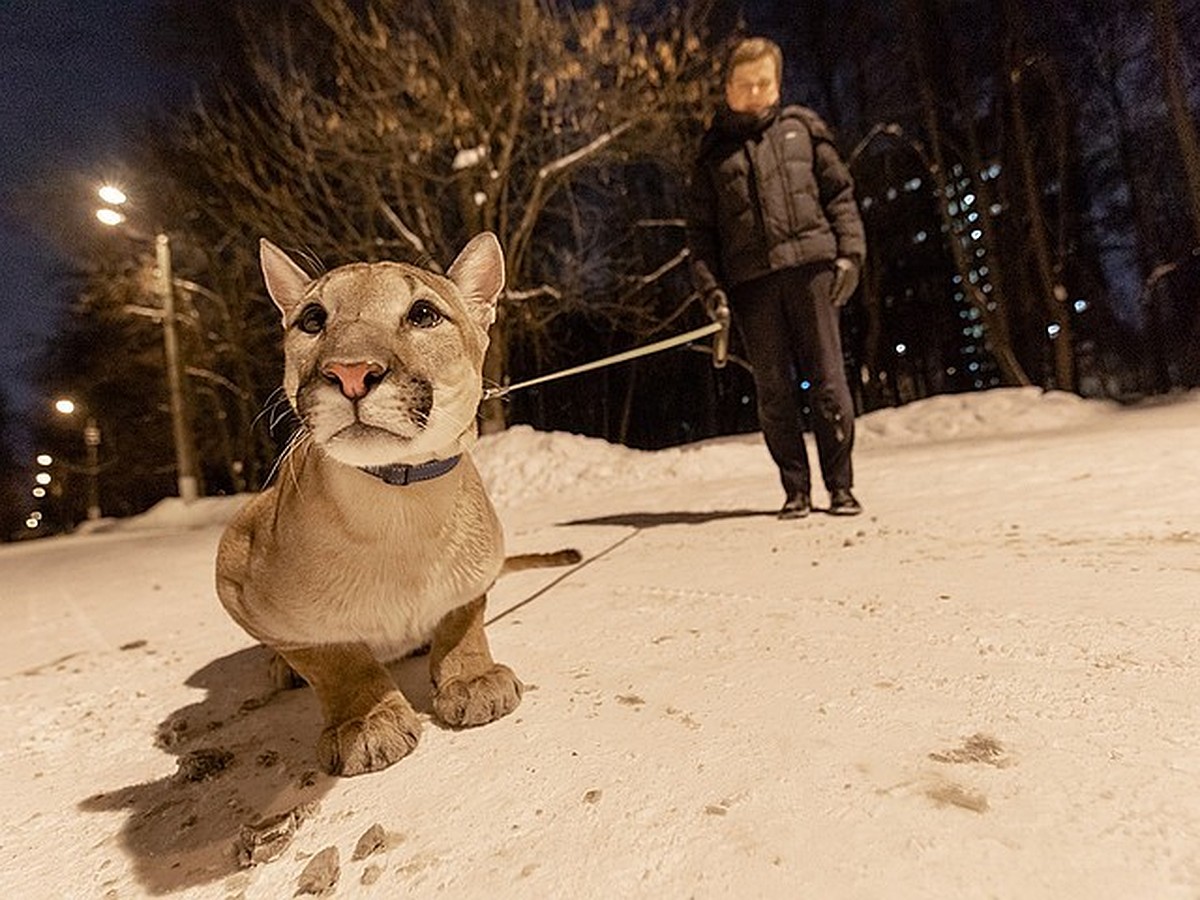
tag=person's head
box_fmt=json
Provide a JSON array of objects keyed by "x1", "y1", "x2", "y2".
[{"x1": 724, "y1": 37, "x2": 782, "y2": 114}]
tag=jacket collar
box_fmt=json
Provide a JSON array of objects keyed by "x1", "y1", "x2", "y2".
[{"x1": 714, "y1": 101, "x2": 780, "y2": 139}]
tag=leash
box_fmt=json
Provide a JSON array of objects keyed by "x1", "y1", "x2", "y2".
[
  {"x1": 487, "y1": 528, "x2": 644, "y2": 626},
  {"x1": 482, "y1": 317, "x2": 728, "y2": 402}
]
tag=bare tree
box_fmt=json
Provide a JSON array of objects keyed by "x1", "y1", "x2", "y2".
[
  {"x1": 902, "y1": 0, "x2": 1032, "y2": 386},
  {"x1": 160, "y1": 0, "x2": 718, "y2": 432},
  {"x1": 1002, "y1": 0, "x2": 1076, "y2": 389},
  {"x1": 1149, "y1": 0, "x2": 1200, "y2": 245}
]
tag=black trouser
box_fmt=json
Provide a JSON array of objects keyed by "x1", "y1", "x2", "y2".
[{"x1": 730, "y1": 263, "x2": 855, "y2": 499}]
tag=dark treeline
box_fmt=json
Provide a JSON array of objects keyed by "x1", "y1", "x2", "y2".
[{"x1": 6, "y1": 0, "x2": 1199, "y2": 537}]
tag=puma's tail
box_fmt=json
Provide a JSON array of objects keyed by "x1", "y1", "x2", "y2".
[{"x1": 501, "y1": 548, "x2": 582, "y2": 573}]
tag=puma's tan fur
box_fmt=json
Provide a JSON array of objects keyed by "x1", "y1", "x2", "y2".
[{"x1": 216, "y1": 233, "x2": 557, "y2": 777}]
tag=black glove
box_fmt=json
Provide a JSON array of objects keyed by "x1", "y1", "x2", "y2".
[{"x1": 830, "y1": 258, "x2": 860, "y2": 307}]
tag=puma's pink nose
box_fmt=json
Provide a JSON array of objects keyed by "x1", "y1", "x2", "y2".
[{"x1": 322, "y1": 361, "x2": 386, "y2": 400}]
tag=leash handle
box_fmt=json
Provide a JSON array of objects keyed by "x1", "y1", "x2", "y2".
[
  {"x1": 711, "y1": 298, "x2": 731, "y2": 369},
  {"x1": 483, "y1": 321, "x2": 723, "y2": 401}
]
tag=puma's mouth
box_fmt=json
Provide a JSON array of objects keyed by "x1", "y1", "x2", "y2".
[{"x1": 328, "y1": 421, "x2": 401, "y2": 443}]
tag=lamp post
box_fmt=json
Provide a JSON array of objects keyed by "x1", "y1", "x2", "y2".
[
  {"x1": 95, "y1": 185, "x2": 200, "y2": 502},
  {"x1": 54, "y1": 398, "x2": 102, "y2": 521}
]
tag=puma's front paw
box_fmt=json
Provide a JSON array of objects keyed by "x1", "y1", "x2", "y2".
[
  {"x1": 317, "y1": 692, "x2": 422, "y2": 776},
  {"x1": 433, "y1": 664, "x2": 523, "y2": 727}
]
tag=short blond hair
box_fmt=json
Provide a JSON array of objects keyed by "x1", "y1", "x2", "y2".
[{"x1": 726, "y1": 37, "x2": 783, "y2": 85}]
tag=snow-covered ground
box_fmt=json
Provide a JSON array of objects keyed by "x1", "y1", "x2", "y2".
[{"x1": 1, "y1": 387, "x2": 1197, "y2": 899}]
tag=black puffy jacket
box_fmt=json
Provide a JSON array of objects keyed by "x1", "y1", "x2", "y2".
[{"x1": 687, "y1": 103, "x2": 866, "y2": 295}]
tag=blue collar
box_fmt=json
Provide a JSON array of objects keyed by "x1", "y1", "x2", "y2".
[{"x1": 359, "y1": 455, "x2": 462, "y2": 486}]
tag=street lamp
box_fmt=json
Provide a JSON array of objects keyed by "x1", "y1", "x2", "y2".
[
  {"x1": 53, "y1": 398, "x2": 102, "y2": 521},
  {"x1": 95, "y1": 184, "x2": 201, "y2": 503}
]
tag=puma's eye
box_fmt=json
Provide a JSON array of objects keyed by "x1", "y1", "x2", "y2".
[
  {"x1": 407, "y1": 299, "x2": 443, "y2": 329},
  {"x1": 297, "y1": 304, "x2": 327, "y2": 335}
]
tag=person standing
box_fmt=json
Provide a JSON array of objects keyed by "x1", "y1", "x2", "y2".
[{"x1": 687, "y1": 37, "x2": 866, "y2": 519}]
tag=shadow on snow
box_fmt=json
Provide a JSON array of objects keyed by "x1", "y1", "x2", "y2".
[{"x1": 78, "y1": 644, "x2": 432, "y2": 894}]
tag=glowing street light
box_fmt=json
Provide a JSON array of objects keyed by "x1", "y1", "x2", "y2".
[
  {"x1": 98, "y1": 184, "x2": 127, "y2": 206},
  {"x1": 96, "y1": 208, "x2": 127, "y2": 226},
  {"x1": 54, "y1": 397, "x2": 102, "y2": 521},
  {"x1": 36, "y1": 453, "x2": 53, "y2": 466},
  {"x1": 35, "y1": 471, "x2": 52, "y2": 486},
  {"x1": 93, "y1": 185, "x2": 200, "y2": 503}
]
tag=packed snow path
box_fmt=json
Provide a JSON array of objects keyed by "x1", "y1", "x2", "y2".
[{"x1": 2, "y1": 389, "x2": 1197, "y2": 898}]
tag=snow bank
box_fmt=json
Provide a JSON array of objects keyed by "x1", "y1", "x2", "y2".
[
  {"x1": 474, "y1": 387, "x2": 1119, "y2": 508},
  {"x1": 102, "y1": 388, "x2": 1134, "y2": 531}
]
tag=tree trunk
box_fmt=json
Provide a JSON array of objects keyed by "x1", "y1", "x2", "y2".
[
  {"x1": 902, "y1": 0, "x2": 1031, "y2": 387},
  {"x1": 1002, "y1": 0, "x2": 1075, "y2": 390},
  {"x1": 1150, "y1": 0, "x2": 1200, "y2": 245}
]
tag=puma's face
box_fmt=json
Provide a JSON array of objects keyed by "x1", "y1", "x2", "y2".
[{"x1": 260, "y1": 235, "x2": 504, "y2": 467}]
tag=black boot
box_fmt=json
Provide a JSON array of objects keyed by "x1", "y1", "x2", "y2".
[
  {"x1": 828, "y1": 487, "x2": 862, "y2": 516},
  {"x1": 779, "y1": 492, "x2": 812, "y2": 520}
]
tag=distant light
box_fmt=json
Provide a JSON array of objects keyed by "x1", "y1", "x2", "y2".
[
  {"x1": 96, "y1": 208, "x2": 126, "y2": 226},
  {"x1": 35, "y1": 472, "x2": 52, "y2": 486},
  {"x1": 98, "y1": 185, "x2": 128, "y2": 205},
  {"x1": 913, "y1": 230, "x2": 927, "y2": 243},
  {"x1": 946, "y1": 366, "x2": 958, "y2": 375},
  {"x1": 1074, "y1": 299, "x2": 1089, "y2": 313},
  {"x1": 989, "y1": 203, "x2": 1003, "y2": 215},
  {"x1": 25, "y1": 518, "x2": 39, "y2": 530},
  {"x1": 32, "y1": 487, "x2": 46, "y2": 499},
  {"x1": 54, "y1": 399, "x2": 76, "y2": 415},
  {"x1": 962, "y1": 193, "x2": 976, "y2": 207},
  {"x1": 799, "y1": 380, "x2": 811, "y2": 390},
  {"x1": 36, "y1": 453, "x2": 53, "y2": 466},
  {"x1": 903, "y1": 177, "x2": 922, "y2": 192},
  {"x1": 30, "y1": 511, "x2": 42, "y2": 521},
  {"x1": 451, "y1": 145, "x2": 488, "y2": 171},
  {"x1": 886, "y1": 187, "x2": 898, "y2": 201},
  {"x1": 861, "y1": 196, "x2": 874, "y2": 210},
  {"x1": 1047, "y1": 323, "x2": 1061, "y2": 339},
  {"x1": 895, "y1": 343, "x2": 908, "y2": 356},
  {"x1": 970, "y1": 229, "x2": 983, "y2": 240}
]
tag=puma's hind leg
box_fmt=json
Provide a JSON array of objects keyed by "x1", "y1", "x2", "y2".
[
  {"x1": 430, "y1": 595, "x2": 523, "y2": 727},
  {"x1": 281, "y1": 643, "x2": 422, "y2": 777}
]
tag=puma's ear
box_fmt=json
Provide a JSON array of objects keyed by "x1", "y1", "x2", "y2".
[
  {"x1": 260, "y1": 239, "x2": 312, "y2": 318},
  {"x1": 447, "y1": 232, "x2": 505, "y2": 330}
]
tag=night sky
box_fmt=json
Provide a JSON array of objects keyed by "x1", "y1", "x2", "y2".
[{"x1": 0, "y1": 0, "x2": 188, "y2": 451}]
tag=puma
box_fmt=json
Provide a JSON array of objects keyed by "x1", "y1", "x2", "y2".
[{"x1": 215, "y1": 233, "x2": 574, "y2": 777}]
